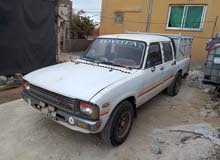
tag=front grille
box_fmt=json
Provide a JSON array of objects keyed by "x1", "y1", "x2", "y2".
[{"x1": 28, "y1": 84, "x2": 77, "y2": 114}]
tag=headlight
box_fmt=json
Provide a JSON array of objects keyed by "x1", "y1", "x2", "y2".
[
  {"x1": 23, "y1": 81, "x2": 30, "y2": 90},
  {"x1": 80, "y1": 102, "x2": 93, "y2": 116},
  {"x1": 78, "y1": 101, "x2": 99, "y2": 120}
]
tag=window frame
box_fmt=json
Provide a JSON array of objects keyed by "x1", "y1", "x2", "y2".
[
  {"x1": 166, "y1": 5, "x2": 207, "y2": 31},
  {"x1": 145, "y1": 42, "x2": 163, "y2": 69},
  {"x1": 161, "y1": 42, "x2": 174, "y2": 63}
]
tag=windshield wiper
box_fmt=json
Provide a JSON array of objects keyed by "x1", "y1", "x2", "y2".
[
  {"x1": 80, "y1": 56, "x2": 100, "y2": 63},
  {"x1": 99, "y1": 61, "x2": 132, "y2": 70}
]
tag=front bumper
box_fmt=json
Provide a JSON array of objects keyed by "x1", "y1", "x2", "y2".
[{"x1": 22, "y1": 91, "x2": 101, "y2": 134}]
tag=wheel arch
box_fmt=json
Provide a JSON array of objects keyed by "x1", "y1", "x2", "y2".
[
  {"x1": 113, "y1": 96, "x2": 137, "y2": 118},
  {"x1": 123, "y1": 96, "x2": 137, "y2": 118}
]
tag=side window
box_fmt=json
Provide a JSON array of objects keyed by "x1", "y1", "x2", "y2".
[
  {"x1": 146, "y1": 43, "x2": 162, "y2": 68},
  {"x1": 162, "y1": 43, "x2": 173, "y2": 62}
]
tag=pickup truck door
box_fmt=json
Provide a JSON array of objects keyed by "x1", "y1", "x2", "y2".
[
  {"x1": 138, "y1": 43, "x2": 165, "y2": 105},
  {"x1": 159, "y1": 42, "x2": 176, "y2": 88}
]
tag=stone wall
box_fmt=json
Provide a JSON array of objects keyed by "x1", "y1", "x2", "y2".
[{"x1": 63, "y1": 39, "x2": 94, "y2": 52}]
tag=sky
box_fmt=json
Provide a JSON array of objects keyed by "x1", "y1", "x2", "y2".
[{"x1": 72, "y1": 0, "x2": 102, "y2": 23}]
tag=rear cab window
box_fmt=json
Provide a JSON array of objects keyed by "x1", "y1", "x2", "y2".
[
  {"x1": 162, "y1": 42, "x2": 173, "y2": 62},
  {"x1": 145, "y1": 43, "x2": 162, "y2": 69}
]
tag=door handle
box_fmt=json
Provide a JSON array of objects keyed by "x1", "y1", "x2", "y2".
[
  {"x1": 151, "y1": 66, "x2": 156, "y2": 72},
  {"x1": 160, "y1": 67, "x2": 165, "y2": 71},
  {"x1": 172, "y1": 61, "x2": 176, "y2": 66}
]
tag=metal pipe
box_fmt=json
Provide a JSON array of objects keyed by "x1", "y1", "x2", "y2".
[
  {"x1": 212, "y1": 16, "x2": 218, "y2": 38},
  {"x1": 146, "y1": 0, "x2": 153, "y2": 32}
]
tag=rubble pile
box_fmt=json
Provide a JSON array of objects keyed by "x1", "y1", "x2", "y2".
[
  {"x1": 186, "y1": 71, "x2": 220, "y2": 118},
  {"x1": 186, "y1": 70, "x2": 216, "y2": 92},
  {"x1": 0, "y1": 73, "x2": 22, "y2": 91},
  {"x1": 188, "y1": 70, "x2": 204, "y2": 81},
  {"x1": 151, "y1": 123, "x2": 220, "y2": 159},
  {"x1": 200, "y1": 100, "x2": 220, "y2": 118},
  {"x1": 185, "y1": 70, "x2": 204, "y2": 89},
  {"x1": 0, "y1": 75, "x2": 7, "y2": 85}
]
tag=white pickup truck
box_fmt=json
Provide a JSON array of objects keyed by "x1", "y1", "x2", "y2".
[{"x1": 22, "y1": 33, "x2": 193, "y2": 146}]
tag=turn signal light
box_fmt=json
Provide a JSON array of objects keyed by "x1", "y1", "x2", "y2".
[{"x1": 23, "y1": 81, "x2": 30, "y2": 90}]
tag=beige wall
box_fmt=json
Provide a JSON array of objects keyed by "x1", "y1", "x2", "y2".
[
  {"x1": 100, "y1": 0, "x2": 149, "y2": 34},
  {"x1": 100, "y1": 0, "x2": 220, "y2": 66}
]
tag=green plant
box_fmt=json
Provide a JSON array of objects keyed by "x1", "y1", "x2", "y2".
[{"x1": 69, "y1": 10, "x2": 96, "y2": 38}]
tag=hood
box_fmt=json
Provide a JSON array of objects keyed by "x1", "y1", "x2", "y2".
[{"x1": 24, "y1": 61, "x2": 134, "y2": 101}]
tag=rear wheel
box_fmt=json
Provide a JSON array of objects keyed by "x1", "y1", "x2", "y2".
[
  {"x1": 101, "y1": 101, "x2": 134, "y2": 146},
  {"x1": 167, "y1": 72, "x2": 182, "y2": 96}
]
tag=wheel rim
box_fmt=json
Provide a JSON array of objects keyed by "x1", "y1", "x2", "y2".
[
  {"x1": 175, "y1": 76, "x2": 182, "y2": 94},
  {"x1": 116, "y1": 111, "x2": 132, "y2": 138}
]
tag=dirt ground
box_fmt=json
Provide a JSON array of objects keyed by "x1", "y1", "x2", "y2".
[
  {"x1": 0, "y1": 78, "x2": 220, "y2": 160},
  {"x1": 0, "y1": 87, "x2": 22, "y2": 104}
]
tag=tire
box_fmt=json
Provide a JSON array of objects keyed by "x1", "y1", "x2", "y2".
[
  {"x1": 167, "y1": 72, "x2": 182, "y2": 96},
  {"x1": 101, "y1": 101, "x2": 134, "y2": 146}
]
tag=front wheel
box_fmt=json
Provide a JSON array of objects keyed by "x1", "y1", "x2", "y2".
[
  {"x1": 101, "y1": 101, "x2": 134, "y2": 146},
  {"x1": 167, "y1": 72, "x2": 182, "y2": 96}
]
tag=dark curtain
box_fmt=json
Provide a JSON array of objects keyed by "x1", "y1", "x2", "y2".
[
  {"x1": 168, "y1": 6, "x2": 184, "y2": 28},
  {"x1": 0, "y1": 0, "x2": 56, "y2": 76},
  {"x1": 184, "y1": 6, "x2": 203, "y2": 29}
]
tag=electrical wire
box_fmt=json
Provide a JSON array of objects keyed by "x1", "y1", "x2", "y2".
[
  {"x1": 73, "y1": 8, "x2": 101, "y2": 13},
  {"x1": 89, "y1": 13, "x2": 101, "y2": 18},
  {"x1": 101, "y1": 14, "x2": 216, "y2": 25}
]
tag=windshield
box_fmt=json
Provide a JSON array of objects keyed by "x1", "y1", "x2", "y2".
[{"x1": 81, "y1": 38, "x2": 146, "y2": 69}]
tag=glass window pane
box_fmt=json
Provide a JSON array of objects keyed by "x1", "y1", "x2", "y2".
[
  {"x1": 84, "y1": 39, "x2": 146, "y2": 69},
  {"x1": 184, "y1": 6, "x2": 204, "y2": 29},
  {"x1": 163, "y1": 43, "x2": 173, "y2": 62},
  {"x1": 168, "y1": 6, "x2": 184, "y2": 28},
  {"x1": 146, "y1": 43, "x2": 162, "y2": 68}
]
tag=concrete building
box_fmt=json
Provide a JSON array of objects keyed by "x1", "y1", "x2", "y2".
[
  {"x1": 60, "y1": 0, "x2": 72, "y2": 50},
  {"x1": 100, "y1": 0, "x2": 220, "y2": 66}
]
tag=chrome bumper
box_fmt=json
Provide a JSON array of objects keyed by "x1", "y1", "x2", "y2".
[{"x1": 22, "y1": 91, "x2": 101, "y2": 133}]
